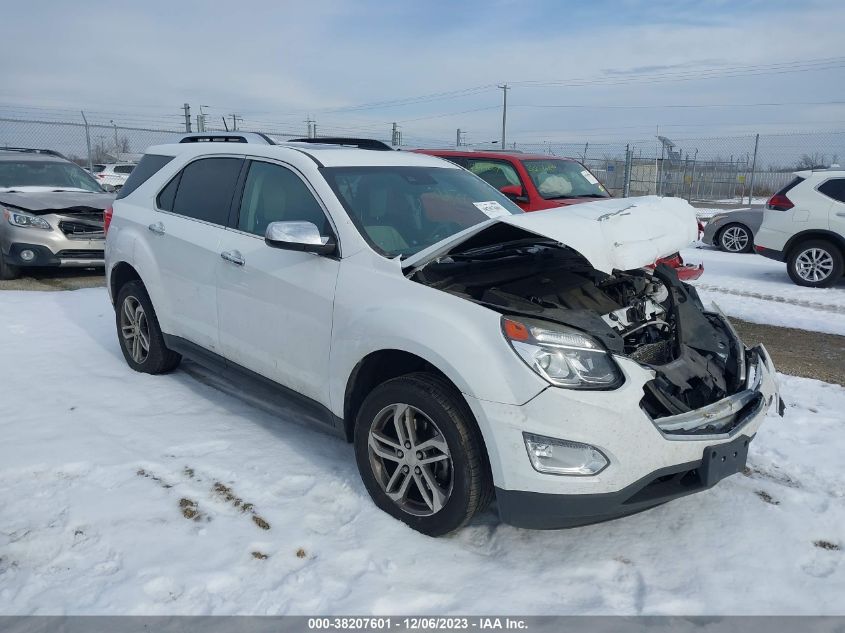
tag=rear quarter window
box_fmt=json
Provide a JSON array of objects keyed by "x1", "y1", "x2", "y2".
[
  {"x1": 818, "y1": 178, "x2": 845, "y2": 203},
  {"x1": 115, "y1": 154, "x2": 174, "y2": 199}
]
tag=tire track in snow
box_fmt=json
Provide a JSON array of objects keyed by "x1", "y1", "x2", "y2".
[{"x1": 693, "y1": 282, "x2": 845, "y2": 315}]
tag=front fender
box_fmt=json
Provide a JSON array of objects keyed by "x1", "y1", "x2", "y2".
[{"x1": 328, "y1": 251, "x2": 548, "y2": 418}]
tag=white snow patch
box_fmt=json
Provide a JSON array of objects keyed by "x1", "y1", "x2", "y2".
[
  {"x1": 1, "y1": 288, "x2": 843, "y2": 615},
  {"x1": 682, "y1": 246, "x2": 845, "y2": 335}
]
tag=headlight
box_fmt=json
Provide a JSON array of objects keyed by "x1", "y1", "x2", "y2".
[
  {"x1": 3, "y1": 208, "x2": 51, "y2": 230},
  {"x1": 502, "y1": 316, "x2": 623, "y2": 389},
  {"x1": 523, "y1": 433, "x2": 609, "y2": 475}
]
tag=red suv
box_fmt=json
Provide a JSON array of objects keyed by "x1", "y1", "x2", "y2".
[{"x1": 415, "y1": 149, "x2": 702, "y2": 281}]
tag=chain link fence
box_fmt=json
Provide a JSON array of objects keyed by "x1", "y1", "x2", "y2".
[{"x1": 2, "y1": 110, "x2": 842, "y2": 205}]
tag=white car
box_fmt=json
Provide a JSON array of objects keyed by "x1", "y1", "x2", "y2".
[
  {"x1": 104, "y1": 140, "x2": 780, "y2": 535},
  {"x1": 755, "y1": 168, "x2": 845, "y2": 287},
  {"x1": 92, "y1": 163, "x2": 136, "y2": 189}
]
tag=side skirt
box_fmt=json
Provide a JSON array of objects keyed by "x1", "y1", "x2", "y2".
[{"x1": 163, "y1": 334, "x2": 346, "y2": 439}]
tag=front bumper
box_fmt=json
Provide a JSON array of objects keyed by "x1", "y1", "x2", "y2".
[
  {"x1": 674, "y1": 263, "x2": 703, "y2": 281},
  {"x1": 497, "y1": 432, "x2": 753, "y2": 529},
  {"x1": 465, "y1": 345, "x2": 779, "y2": 529}
]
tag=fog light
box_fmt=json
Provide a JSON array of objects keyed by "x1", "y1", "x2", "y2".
[
  {"x1": 20, "y1": 249, "x2": 36, "y2": 262},
  {"x1": 523, "y1": 433, "x2": 608, "y2": 476}
]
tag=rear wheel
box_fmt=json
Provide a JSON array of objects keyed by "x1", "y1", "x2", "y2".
[
  {"x1": 354, "y1": 372, "x2": 493, "y2": 536},
  {"x1": 115, "y1": 280, "x2": 181, "y2": 373},
  {"x1": 0, "y1": 254, "x2": 20, "y2": 280},
  {"x1": 718, "y1": 223, "x2": 753, "y2": 253},
  {"x1": 786, "y1": 240, "x2": 843, "y2": 288}
]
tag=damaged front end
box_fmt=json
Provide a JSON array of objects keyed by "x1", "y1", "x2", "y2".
[{"x1": 411, "y1": 236, "x2": 780, "y2": 436}]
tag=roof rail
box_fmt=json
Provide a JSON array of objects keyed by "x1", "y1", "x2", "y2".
[
  {"x1": 177, "y1": 132, "x2": 276, "y2": 145},
  {"x1": 287, "y1": 137, "x2": 394, "y2": 151},
  {"x1": 0, "y1": 146, "x2": 67, "y2": 158}
]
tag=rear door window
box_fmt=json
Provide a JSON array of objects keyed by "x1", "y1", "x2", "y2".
[
  {"x1": 172, "y1": 157, "x2": 243, "y2": 225},
  {"x1": 818, "y1": 178, "x2": 845, "y2": 203},
  {"x1": 114, "y1": 165, "x2": 135, "y2": 174}
]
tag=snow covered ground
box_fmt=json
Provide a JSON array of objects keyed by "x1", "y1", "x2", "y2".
[
  {"x1": 1, "y1": 288, "x2": 843, "y2": 615},
  {"x1": 681, "y1": 246, "x2": 845, "y2": 336}
]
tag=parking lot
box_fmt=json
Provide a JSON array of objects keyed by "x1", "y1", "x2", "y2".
[{"x1": 1, "y1": 241, "x2": 843, "y2": 615}]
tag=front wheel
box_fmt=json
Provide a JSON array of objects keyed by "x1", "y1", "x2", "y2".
[
  {"x1": 786, "y1": 240, "x2": 844, "y2": 288},
  {"x1": 354, "y1": 372, "x2": 493, "y2": 536}
]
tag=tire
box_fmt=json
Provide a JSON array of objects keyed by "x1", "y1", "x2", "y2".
[
  {"x1": 786, "y1": 239, "x2": 844, "y2": 288},
  {"x1": 115, "y1": 280, "x2": 181, "y2": 374},
  {"x1": 354, "y1": 372, "x2": 493, "y2": 536},
  {"x1": 718, "y1": 223, "x2": 753, "y2": 253},
  {"x1": 0, "y1": 254, "x2": 20, "y2": 280}
]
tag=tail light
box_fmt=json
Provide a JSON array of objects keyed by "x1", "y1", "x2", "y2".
[
  {"x1": 697, "y1": 220, "x2": 705, "y2": 240},
  {"x1": 766, "y1": 194, "x2": 794, "y2": 211},
  {"x1": 103, "y1": 206, "x2": 113, "y2": 236}
]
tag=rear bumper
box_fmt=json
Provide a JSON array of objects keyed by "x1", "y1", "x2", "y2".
[{"x1": 497, "y1": 433, "x2": 754, "y2": 529}]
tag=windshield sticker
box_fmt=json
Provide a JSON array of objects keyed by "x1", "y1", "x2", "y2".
[
  {"x1": 473, "y1": 200, "x2": 511, "y2": 218},
  {"x1": 581, "y1": 170, "x2": 600, "y2": 185}
]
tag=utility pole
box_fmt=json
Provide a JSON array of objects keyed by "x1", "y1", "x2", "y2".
[
  {"x1": 498, "y1": 84, "x2": 509, "y2": 148},
  {"x1": 197, "y1": 105, "x2": 209, "y2": 132},
  {"x1": 229, "y1": 114, "x2": 242, "y2": 131},
  {"x1": 182, "y1": 103, "x2": 192, "y2": 133}
]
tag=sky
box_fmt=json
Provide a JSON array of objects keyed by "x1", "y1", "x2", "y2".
[{"x1": 1, "y1": 0, "x2": 844, "y2": 152}]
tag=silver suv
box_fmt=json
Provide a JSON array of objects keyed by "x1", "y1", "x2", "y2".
[{"x1": 0, "y1": 148, "x2": 113, "y2": 280}]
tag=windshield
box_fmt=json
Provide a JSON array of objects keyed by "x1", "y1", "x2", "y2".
[
  {"x1": 522, "y1": 159, "x2": 609, "y2": 200},
  {"x1": 322, "y1": 166, "x2": 523, "y2": 258},
  {"x1": 0, "y1": 160, "x2": 103, "y2": 193}
]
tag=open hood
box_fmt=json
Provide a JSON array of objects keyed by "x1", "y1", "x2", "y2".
[
  {"x1": 402, "y1": 196, "x2": 699, "y2": 275},
  {"x1": 0, "y1": 189, "x2": 113, "y2": 214}
]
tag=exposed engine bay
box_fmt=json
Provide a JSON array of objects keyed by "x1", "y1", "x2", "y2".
[{"x1": 411, "y1": 237, "x2": 747, "y2": 419}]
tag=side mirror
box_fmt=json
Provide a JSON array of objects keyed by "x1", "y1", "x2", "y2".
[
  {"x1": 499, "y1": 184, "x2": 527, "y2": 202},
  {"x1": 265, "y1": 221, "x2": 337, "y2": 256},
  {"x1": 101, "y1": 183, "x2": 117, "y2": 193}
]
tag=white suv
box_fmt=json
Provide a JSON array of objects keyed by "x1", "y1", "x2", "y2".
[
  {"x1": 92, "y1": 163, "x2": 136, "y2": 189},
  {"x1": 105, "y1": 140, "x2": 780, "y2": 535},
  {"x1": 754, "y1": 168, "x2": 845, "y2": 287}
]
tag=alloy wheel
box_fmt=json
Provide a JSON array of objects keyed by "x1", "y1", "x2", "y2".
[
  {"x1": 795, "y1": 248, "x2": 834, "y2": 283},
  {"x1": 120, "y1": 295, "x2": 150, "y2": 364},
  {"x1": 367, "y1": 403, "x2": 453, "y2": 516},
  {"x1": 721, "y1": 226, "x2": 749, "y2": 252}
]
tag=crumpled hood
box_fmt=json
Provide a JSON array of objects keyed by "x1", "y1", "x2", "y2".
[
  {"x1": 403, "y1": 196, "x2": 699, "y2": 275},
  {"x1": 0, "y1": 189, "x2": 113, "y2": 214}
]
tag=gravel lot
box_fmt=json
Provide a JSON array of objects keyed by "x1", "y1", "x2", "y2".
[
  {"x1": 0, "y1": 268, "x2": 105, "y2": 291},
  {"x1": 2, "y1": 270, "x2": 842, "y2": 385}
]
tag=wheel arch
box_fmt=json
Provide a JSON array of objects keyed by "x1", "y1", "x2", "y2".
[
  {"x1": 784, "y1": 229, "x2": 845, "y2": 258},
  {"x1": 343, "y1": 349, "x2": 471, "y2": 443},
  {"x1": 109, "y1": 261, "x2": 143, "y2": 305}
]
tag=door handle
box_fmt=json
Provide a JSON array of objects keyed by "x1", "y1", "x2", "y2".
[
  {"x1": 147, "y1": 222, "x2": 165, "y2": 235},
  {"x1": 220, "y1": 250, "x2": 245, "y2": 266},
  {"x1": 836, "y1": 212, "x2": 845, "y2": 218}
]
